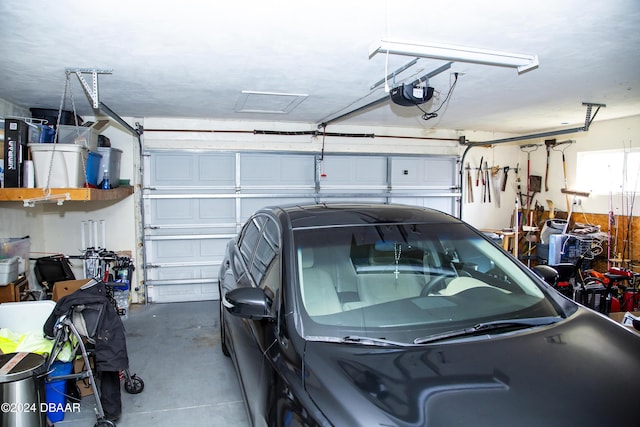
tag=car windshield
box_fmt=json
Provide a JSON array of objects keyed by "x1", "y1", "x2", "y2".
[{"x1": 293, "y1": 222, "x2": 562, "y2": 344}]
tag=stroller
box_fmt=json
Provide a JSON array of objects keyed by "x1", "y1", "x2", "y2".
[{"x1": 43, "y1": 278, "x2": 144, "y2": 426}]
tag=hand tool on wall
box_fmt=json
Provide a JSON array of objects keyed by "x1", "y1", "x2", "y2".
[
  {"x1": 514, "y1": 163, "x2": 524, "y2": 207},
  {"x1": 526, "y1": 175, "x2": 542, "y2": 225},
  {"x1": 544, "y1": 139, "x2": 556, "y2": 192},
  {"x1": 484, "y1": 161, "x2": 491, "y2": 203},
  {"x1": 520, "y1": 144, "x2": 541, "y2": 223},
  {"x1": 465, "y1": 163, "x2": 474, "y2": 203},
  {"x1": 492, "y1": 166, "x2": 501, "y2": 207},
  {"x1": 480, "y1": 162, "x2": 485, "y2": 202},
  {"x1": 481, "y1": 161, "x2": 487, "y2": 202},
  {"x1": 501, "y1": 166, "x2": 510, "y2": 191},
  {"x1": 552, "y1": 140, "x2": 574, "y2": 212},
  {"x1": 476, "y1": 156, "x2": 483, "y2": 187}
]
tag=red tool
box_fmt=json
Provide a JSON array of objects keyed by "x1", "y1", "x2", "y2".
[{"x1": 476, "y1": 156, "x2": 483, "y2": 187}]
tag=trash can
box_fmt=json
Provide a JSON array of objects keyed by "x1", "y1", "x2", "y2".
[
  {"x1": 0, "y1": 352, "x2": 47, "y2": 427},
  {"x1": 45, "y1": 361, "x2": 73, "y2": 423}
]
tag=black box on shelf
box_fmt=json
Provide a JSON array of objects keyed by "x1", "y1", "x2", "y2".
[{"x1": 3, "y1": 118, "x2": 29, "y2": 188}]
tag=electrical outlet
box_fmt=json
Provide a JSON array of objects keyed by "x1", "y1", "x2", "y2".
[{"x1": 575, "y1": 198, "x2": 582, "y2": 206}]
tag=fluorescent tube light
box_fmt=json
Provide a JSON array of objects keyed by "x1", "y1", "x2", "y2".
[{"x1": 369, "y1": 39, "x2": 539, "y2": 74}]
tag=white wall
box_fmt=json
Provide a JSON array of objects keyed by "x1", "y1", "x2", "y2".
[{"x1": 460, "y1": 115, "x2": 640, "y2": 229}]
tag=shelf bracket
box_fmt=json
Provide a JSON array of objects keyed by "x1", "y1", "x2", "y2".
[
  {"x1": 582, "y1": 102, "x2": 606, "y2": 131},
  {"x1": 23, "y1": 192, "x2": 71, "y2": 208},
  {"x1": 66, "y1": 68, "x2": 113, "y2": 109}
]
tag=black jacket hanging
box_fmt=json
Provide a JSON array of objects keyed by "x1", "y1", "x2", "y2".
[{"x1": 44, "y1": 279, "x2": 129, "y2": 372}]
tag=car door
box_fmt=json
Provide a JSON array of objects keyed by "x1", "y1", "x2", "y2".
[{"x1": 229, "y1": 213, "x2": 282, "y2": 425}]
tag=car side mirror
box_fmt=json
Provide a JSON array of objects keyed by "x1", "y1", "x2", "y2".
[
  {"x1": 223, "y1": 287, "x2": 274, "y2": 320},
  {"x1": 531, "y1": 265, "x2": 559, "y2": 286}
]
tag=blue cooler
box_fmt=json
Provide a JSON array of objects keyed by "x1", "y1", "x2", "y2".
[{"x1": 85, "y1": 151, "x2": 103, "y2": 188}]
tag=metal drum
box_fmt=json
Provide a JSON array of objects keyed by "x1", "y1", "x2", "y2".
[{"x1": 0, "y1": 352, "x2": 47, "y2": 427}]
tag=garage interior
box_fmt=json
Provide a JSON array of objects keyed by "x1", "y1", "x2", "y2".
[{"x1": 1, "y1": 0, "x2": 639, "y2": 426}]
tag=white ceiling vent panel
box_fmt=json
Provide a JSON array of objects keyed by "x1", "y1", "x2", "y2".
[{"x1": 234, "y1": 90, "x2": 308, "y2": 114}]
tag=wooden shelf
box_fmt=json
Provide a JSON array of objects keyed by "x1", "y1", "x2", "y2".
[{"x1": 0, "y1": 186, "x2": 134, "y2": 202}]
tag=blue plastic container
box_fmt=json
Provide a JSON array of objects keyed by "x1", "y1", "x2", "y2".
[
  {"x1": 85, "y1": 151, "x2": 103, "y2": 188},
  {"x1": 40, "y1": 125, "x2": 55, "y2": 143},
  {"x1": 45, "y1": 361, "x2": 73, "y2": 423}
]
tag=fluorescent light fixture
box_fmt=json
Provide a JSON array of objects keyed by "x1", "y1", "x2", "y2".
[{"x1": 369, "y1": 39, "x2": 539, "y2": 74}]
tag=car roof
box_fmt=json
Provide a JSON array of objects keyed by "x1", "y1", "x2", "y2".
[{"x1": 261, "y1": 203, "x2": 461, "y2": 229}]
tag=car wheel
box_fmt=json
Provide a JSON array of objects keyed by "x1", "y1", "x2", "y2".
[{"x1": 220, "y1": 294, "x2": 230, "y2": 357}]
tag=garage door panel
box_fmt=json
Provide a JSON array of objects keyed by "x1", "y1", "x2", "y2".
[
  {"x1": 391, "y1": 157, "x2": 456, "y2": 187},
  {"x1": 150, "y1": 151, "x2": 236, "y2": 187},
  {"x1": 423, "y1": 158, "x2": 456, "y2": 186},
  {"x1": 149, "y1": 283, "x2": 218, "y2": 303},
  {"x1": 321, "y1": 156, "x2": 386, "y2": 185},
  {"x1": 201, "y1": 266, "x2": 220, "y2": 279},
  {"x1": 390, "y1": 196, "x2": 456, "y2": 213},
  {"x1": 241, "y1": 154, "x2": 314, "y2": 186},
  {"x1": 144, "y1": 150, "x2": 458, "y2": 303},
  {"x1": 154, "y1": 240, "x2": 199, "y2": 259},
  {"x1": 318, "y1": 196, "x2": 387, "y2": 204},
  {"x1": 152, "y1": 154, "x2": 195, "y2": 184},
  {"x1": 198, "y1": 153, "x2": 236, "y2": 184},
  {"x1": 152, "y1": 238, "x2": 227, "y2": 261},
  {"x1": 199, "y1": 199, "x2": 236, "y2": 221},
  {"x1": 153, "y1": 199, "x2": 195, "y2": 221},
  {"x1": 149, "y1": 198, "x2": 235, "y2": 227},
  {"x1": 201, "y1": 238, "x2": 229, "y2": 258},
  {"x1": 240, "y1": 197, "x2": 316, "y2": 219},
  {"x1": 154, "y1": 265, "x2": 216, "y2": 280}
]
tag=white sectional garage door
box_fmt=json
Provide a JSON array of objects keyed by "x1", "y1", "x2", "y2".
[{"x1": 142, "y1": 150, "x2": 459, "y2": 303}]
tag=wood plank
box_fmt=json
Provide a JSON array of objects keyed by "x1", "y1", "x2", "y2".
[{"x1": 0, "y1": 186, "x2": 133, "y2": 202}]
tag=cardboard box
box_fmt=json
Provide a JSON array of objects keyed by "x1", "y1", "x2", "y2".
[
  {"x1": 609, "y1": 311, "x2": 640, "y2": 334},
  {"x1": 0, "y1": 274, "x2": 28, "y2": 302},
  {"x1": 52, "y1": 278, "x2": 92, "y2": 301},
  {"x1": 73, "y1": 357, "x2": 95, "y2": 396}
]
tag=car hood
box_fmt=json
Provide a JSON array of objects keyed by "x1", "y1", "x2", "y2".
[{"x1": 302, "y1": 309, "x2": 640, "y2": 427}]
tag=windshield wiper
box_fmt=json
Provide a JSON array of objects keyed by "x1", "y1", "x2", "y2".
[
  {"x1": 413, "y1": 316, "x2": 562, "y2": 344},
  {"x1": 306, "y1": 335, "x2": 407, "y2": 347},
  {"x1": 341, "y1": 335, "x2": 408, "y2": 347}
]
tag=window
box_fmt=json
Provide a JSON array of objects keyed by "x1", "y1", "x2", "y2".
[
  {"x1": 238, "y1": 214, "x2": 281, "y2": 290},
  {"x1": 239, "y1": 220, "x2": 260, "y2": 267},
  {"x1": 576, "y1": 149, "x2": 640, "y2": 195},
  {"x1": 251, "y1": 219, "x2": 279, "y2": 287},
  {"x1": 293, "y1": 222, "x2": 556, "y2": 343}
]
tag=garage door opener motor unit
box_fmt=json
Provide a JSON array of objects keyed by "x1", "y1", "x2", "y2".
[{"x1": 390, "y1": 83, "x2": 434, "y2": 106}]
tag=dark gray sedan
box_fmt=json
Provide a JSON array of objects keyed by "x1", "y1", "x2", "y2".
[{"x1": 219, "y1": 203, "x2": 640, "y2": 427}]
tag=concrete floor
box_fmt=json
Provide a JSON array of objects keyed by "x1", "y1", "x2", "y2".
[{"x1": 57, "y1": 301, "x2": 249, "y2": 427}]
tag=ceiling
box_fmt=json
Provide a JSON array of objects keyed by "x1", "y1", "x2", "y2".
[{"x1": 1, "y1": 0, "x2": 639, "y2": 135}]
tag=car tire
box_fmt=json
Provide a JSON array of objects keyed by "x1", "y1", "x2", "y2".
[{"x1": 220, "y1": 294, "x2": 230, "y2": 357}]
